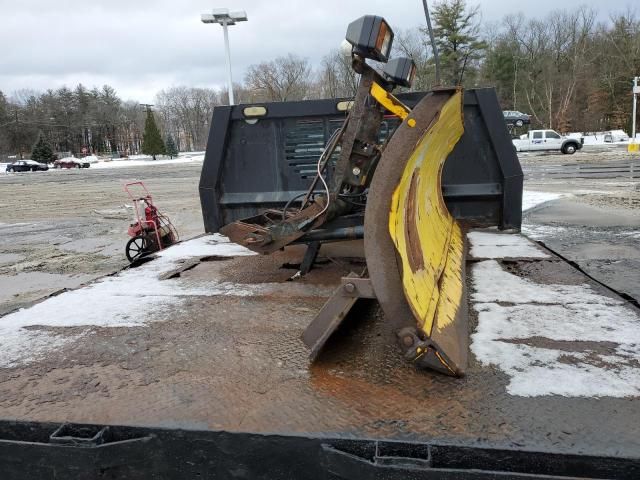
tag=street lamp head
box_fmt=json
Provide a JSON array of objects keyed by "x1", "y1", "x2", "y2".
[
  {"x1": 201, "y1": 8, "x2": 248, "y2": 25},
  {"x1": 229, "y1": 11, "x2": 248, "y2": 22},
  {"x1": 211, "y1": 7, "x2": 230, "y2": 16},
  {"x1": 201, "y1": 13, "x2": 217, "y2": 24}
]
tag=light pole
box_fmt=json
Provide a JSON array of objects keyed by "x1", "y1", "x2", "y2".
[
  {"x1": 632, "y1": 77, "x2": 639, "y2": 142},
  {"x1": 201, "y1": 8, "x2": 248, "y2": 105}
]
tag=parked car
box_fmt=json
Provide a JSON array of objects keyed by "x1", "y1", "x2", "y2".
[
  {"x1": 53, "y1": 158, "x2": 90, "y2": 169},
  {"x1": 5, "y1": 160, "x2": 49, "y2": 172},
  {"x1": 513, "y1": 129, "x2": 584, "y2": 154},
  {"x1": 503, "y1": 110, "x2": 531, "y2": 127}
]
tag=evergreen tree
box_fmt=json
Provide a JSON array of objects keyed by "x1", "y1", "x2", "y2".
[
  {"x1": 432, "y1": 0, "x2": 486, "y2": 86},
  {"x1": 165, "y1": 134, "x2": 178, "y2": 159},
  {"x1": 31, "y1": 133, "x2": 54, "y2": 162},
  {"x1": 141, "y1": 109, "x2": 165, "y2": 160}
]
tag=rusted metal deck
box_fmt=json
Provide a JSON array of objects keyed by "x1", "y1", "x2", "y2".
[{"x1": 0, "y1": 235, "x2": 638, "y2": 478}]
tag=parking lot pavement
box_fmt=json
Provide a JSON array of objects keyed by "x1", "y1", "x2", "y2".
[{"x1": 0, "y1": 162, "x2": 205, "y2": 314}]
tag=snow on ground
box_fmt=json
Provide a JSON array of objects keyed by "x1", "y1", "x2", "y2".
[
  {"x1": 90, "y1": 154, "x2": 204, "y2": 169},
  {"x1": 522, "y1": 190, "x2": 566, "y2": 211},
  {"x1": 566, "y1": 130, "x2": 636, "y2": 145},
  {"x1": 521, "y1": 223, "x2": 568, "y2": 240},
  {"x1": 468, "y1": 231, "x2": 549, "y2": 259},
  {"x1": 0, "y1": 234, "x2": 334, "y2": 368},
  {"x1": 2, "y1": 153, "x2": 205, "y2": 174},
  {"x1": 470, "y1": 239, "x2": 640, "y2": 398}
]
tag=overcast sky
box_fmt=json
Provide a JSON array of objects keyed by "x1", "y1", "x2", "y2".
[{"x1": 0, "y1": 0, "x2": 635, "y2": 103}]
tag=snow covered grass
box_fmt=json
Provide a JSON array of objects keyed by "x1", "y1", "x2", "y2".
[
  {"x1": 90, "y1": 154, "x2": 204, "y2": 169},
  {"x1": 567, "y1": 130, "x2": 637, "y2": 145},
  {"x1": 470, "y1": 256, "x2": 640, "y2": 397},
  {"x1": 2, "y1": 152, "x2": 205, "y2": 174},
  {"x1": 0, "y1": 234, "x2": 258, "y2": 368},
  {"x1": 468, "y1": 231, "x2": 549, "y2": 259}
]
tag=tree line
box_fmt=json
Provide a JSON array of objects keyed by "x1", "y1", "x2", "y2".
[{"x1": 1, "y1": 0, "x2": 639, "y2": 159}]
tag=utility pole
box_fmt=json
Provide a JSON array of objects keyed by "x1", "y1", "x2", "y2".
[
  {"x1": 421, "y1": 0, "x2": 440, "y2": 86},
  {"x1": 13, "y1": 110, "x2": 23, "y2": 159}
]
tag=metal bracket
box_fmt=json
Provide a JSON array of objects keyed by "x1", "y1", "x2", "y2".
[
  {"x1": 322, "y1": 441, "x2": 432, "y2": 479},
  {"x1": 302, "y1": 274, "x2": 376, "y2": 360},
  {"x1": 370, "y1": 82, "x2": 411, "y2": 120},
  {"x1": 299, "y1": 241, "x2": 321, "y2": 276}
]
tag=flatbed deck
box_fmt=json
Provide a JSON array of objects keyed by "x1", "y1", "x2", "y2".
[{"x1": 0, "y1": 233, "x2": 638, "y2": 478}]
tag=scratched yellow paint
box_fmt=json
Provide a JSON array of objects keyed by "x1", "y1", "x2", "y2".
[
  {"x1": 370, "y1": 82, "x2": 411, "y2": 120},
  {"x1": 388, "y1": 91, "x2": 465, "y2": 338}
]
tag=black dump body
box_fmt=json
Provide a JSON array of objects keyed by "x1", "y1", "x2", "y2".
[{"x1": 199, "y1": 88, "x2": 523, "y2": 234}]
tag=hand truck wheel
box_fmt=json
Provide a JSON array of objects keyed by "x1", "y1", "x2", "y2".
[{"x1": 126, "y1": 235, "x2": 148, "y2": 263}]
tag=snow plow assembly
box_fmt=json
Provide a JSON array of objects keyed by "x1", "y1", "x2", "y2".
[{"x1": 200, "y1": 15, "x2": 523, "y2": 377}]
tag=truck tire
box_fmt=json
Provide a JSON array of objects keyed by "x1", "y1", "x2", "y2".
[
  {"x1": 515, "y1": 120, "x2": 524, "y2": 127},
  {"x1": 562, "y1": 143, "x2": 577, "y2": 154}
]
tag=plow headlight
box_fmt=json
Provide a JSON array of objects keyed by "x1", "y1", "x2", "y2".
[
  {"x1": 345, "y1": 15, "x2": 394, "y2": 63},
  {"x1": 383, "y1": 57, "x2": 417, "y2": 88}
]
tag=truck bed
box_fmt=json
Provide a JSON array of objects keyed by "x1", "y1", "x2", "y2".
[{"x1": 0, "y1": 233, "x2": 638, "y2": 478}]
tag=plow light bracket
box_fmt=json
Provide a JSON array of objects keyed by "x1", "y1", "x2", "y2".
[
  {"x1": 383, "y1": 57, "x2": 417, "y2": 88},
  {"x1": 345, "y1": 15, "x2": 394, "y2": 63}
]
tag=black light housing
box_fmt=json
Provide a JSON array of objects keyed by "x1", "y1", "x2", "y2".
[
  {"x1": 383, "y1": 57, "x2": 417, "y2": 88},
  {"x1": 345, "y1": 15, "x2": 394, "y2": 63}
]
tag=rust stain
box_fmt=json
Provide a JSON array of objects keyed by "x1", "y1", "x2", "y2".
[{"x1": 404, "y1": 169, "x2": 425, "y2": 273}]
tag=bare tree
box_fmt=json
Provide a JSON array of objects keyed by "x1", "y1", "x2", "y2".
[
  {"x1": 156, "y1": 86, "x2": 220, "y2": 151},
  {"x1": 501, "y1": 7, "x2": 596, "y2": 131},
  {"x1": 244, "y1": 54, "x2": 311, "y2": 102},
  {"x1": 393, "y1": 28, "x2": 435, "y2": 90},
  {"x1": 316, "y1": 49, "x2": 359, "y2": 98}
]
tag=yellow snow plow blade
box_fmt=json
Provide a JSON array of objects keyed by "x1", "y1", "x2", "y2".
[{"x1": 389, "y1": 90, "x2": 466, "y2": 375}]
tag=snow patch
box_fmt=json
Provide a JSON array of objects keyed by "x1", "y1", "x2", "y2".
[
  {"x1": 157, "y1": 234, "x2": 252, "y2": 259},
  {"x1": 471, "y1": 260, "x2": 640, "y2": 397},
  {"x1": 521, "y1": 224, "x2": 568, "y2": 240},
  {"x1": 522, "y1": 191, "x2": 566, "y2": 211},
  {"x1": 0, "y1": 234, "x2": 265, "y2": 368},
  {"x1": 468, "y1": 232, "x2": 549, "y2": 259},
  {"x1": 90, "y1": 155, "x2": 204, "y2": 169}
]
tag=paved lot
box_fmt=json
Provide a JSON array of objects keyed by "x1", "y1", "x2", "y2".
[
  {"x1": 520, "y1": 149, "x2": 640, "y2": 301},
  {"x1": 0, "y1": 163, "x2": 204, "y2": 315}
]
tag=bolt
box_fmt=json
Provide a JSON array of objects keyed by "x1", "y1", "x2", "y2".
[
  {"x1": 352, "y1": 167, "x2": 361, "y2": 176},
  {"x1": 402, "y1": 335, "x2": 414, "y2": 347},
  {"x1": 344, "y1": 282, "x2": 356, "y2": 293}
]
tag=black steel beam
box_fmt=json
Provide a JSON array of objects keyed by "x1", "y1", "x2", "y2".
[{"x1": 0, "y1": 420, "x2": 636, "y2": 479}]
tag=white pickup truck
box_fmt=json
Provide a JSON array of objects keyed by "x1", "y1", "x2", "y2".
[{"x1": 512, "y1": 129, "x2": 584, "y2": 154}]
